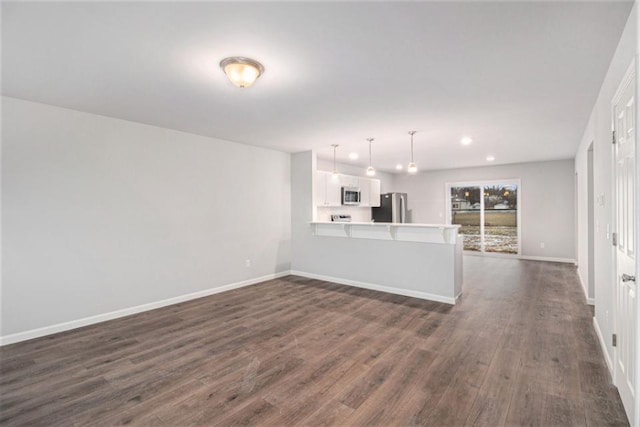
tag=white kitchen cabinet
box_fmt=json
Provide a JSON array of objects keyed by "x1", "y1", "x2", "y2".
[
  {"x1": 326, "y1": 174, "x2": 342, "y2": 206},
  {"x1": 339, "y1": 174, "x2": 359, "y2": 188},
  {"x1": 315, "y1": 171, "x2": 341, "y2": 207},
  {"x1": 359, "y1": 178, "x2": 371, "y2": 206},
  {"x1": 369, "y1": 178, "x2": 381, "y2": 207},
  {"x1": 357, "y1": 177, "x2": 380, "y2": 207},
  {"x1": 315, "y1": 171, "x2": 380, "y2": 208},
  {"x1": 316, "y1": 171, "x2": 379, "y2": 207}
]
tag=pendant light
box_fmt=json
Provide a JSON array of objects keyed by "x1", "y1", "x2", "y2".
[
  {"x1": 331, "y1": 144, "x2": 340, "y2": 181},
  {"x1": 407, "y1": 131, "x2": 418, "y2": 174},
  {"x1": 366, "y1": 138, "x2": 376, "y2": 177}
]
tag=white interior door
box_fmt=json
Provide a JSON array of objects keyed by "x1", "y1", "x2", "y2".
[{"x1": 613, "y1": 62, "x2": 637, "y2": 425}]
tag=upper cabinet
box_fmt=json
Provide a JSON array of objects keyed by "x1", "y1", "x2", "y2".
[
  {"x1": 326, "y1": 173, "x2": 342, "y2": 206},
  {"x1": 369, "y1": 179, "x2": 381, "y2": 207},
  {"x1": 315, "y1": 171, "x2": 381, "y2": 208},
  {"x1": 340, "y1": 174, "x2": 359, "y2": 188},
  {"x1": 315, "y1": 171, "x2": 341, "y2": 207},
  {"x1": 360, "y1": 179, "x2": 371, "y2": 206}
]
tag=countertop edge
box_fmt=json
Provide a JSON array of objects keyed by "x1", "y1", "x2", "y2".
[{"x1": 309, "y1": 221, "x2": 461, "y2": 229}]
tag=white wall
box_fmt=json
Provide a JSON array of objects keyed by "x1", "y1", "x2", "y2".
[
  {"x1": 1, "y1": 97, "x2": 291, "y2": 339},
  {"x1": 587, "y1": 145, "x2": 595, "y2": 301},
  {"x1": 391, "y1": 159, "x2": 575, "y2": 260},
  {"x1": 574, "y1": 4, "x2": 637, "y2": 374},
  {"x1": 291, "y1": 151, "x2": 315, "y2": 271}
]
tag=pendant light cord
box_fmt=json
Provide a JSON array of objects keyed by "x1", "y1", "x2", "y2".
[
  {"x1": 367, "y1": 138, "x2": 374, "y2": 165},
  {"x1": 331, "y1": 144, "x2": 338, "y2": 173},
  {"x1": 411, "y1": 134, "x2": 414, "y2": 162},
  {"x1": 409, "y1": 131, "x2": 416, "y2": 162}
]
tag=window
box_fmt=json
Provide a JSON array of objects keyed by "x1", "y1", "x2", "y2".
[{"x1": 448, "y1": 181, "x2": 520, "y2": 255}]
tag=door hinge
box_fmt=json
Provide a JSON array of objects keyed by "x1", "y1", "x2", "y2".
[
  {"x1": 612, "y1": 130, "x2": 616, "y2": 144},
  {"x1": 612, "y1": 232, "x2": 617, "y2": 246},
  {"x1": 613, "y1": 334, "x2": 617, "y2": 347}
]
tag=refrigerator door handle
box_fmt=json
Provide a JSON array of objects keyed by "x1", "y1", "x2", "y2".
[
  {"x1": 390, "y1": 194, "x2": 397, "y2": 223},
  {"x1": 400, "y1": 195, "x2": 405, "y2": 223}
]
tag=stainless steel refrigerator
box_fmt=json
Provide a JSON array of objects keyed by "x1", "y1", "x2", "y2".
[{"x1": 372, "y1": 192, "x2": 408, "y2": 223}]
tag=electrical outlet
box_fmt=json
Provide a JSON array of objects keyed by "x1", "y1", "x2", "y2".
[
  {"x1": 540, "y1": 242, "x2": 545, "y2": 249},
  {"x1": 245, "y1": 259, "x2": 251, "y2": 268}
]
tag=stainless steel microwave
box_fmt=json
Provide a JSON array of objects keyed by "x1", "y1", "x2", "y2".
[{"x1": 342, "y1": 187, "x2": 361, "y2": 205}]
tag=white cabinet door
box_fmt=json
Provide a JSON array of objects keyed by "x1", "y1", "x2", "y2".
[
  {"x1": 340, "y1": 174, "x2": 359, "y2": 188},
  {"x1": 370, "y1": 179, "x2": 381, "y2": 207},
  {"x1": 359, "y1": 178, "x2": 371, "y2": 206},
  {"x1": 316, "y1": 171, "x2": 375, "y2": 207},
  {"x1": 315, "y1": 171, "x2": 328, "y2": 206},
  {"x1": 326, "y1": 173, "x2": 342, "y2": 206}
]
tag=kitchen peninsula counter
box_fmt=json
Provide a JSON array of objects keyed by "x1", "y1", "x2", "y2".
[
  {"x1": 293, "y1": 221, "x2": 463, "y2": 304},
  {"x1": 291, "y1": 152, "x2": 463, "y2": 306},
  {"x1": 309, "y1": 221, "x2": 460, "y2": 244}
]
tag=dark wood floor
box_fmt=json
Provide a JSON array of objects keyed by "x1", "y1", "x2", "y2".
[{"x1": 0, "y1": 257, "x2": 629, "y2": 426}]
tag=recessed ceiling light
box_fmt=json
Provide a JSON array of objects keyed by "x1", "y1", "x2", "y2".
[
  {"x1": 461, "y1": 137, "x2": 473, "y2": 146},
  {"x1": 348, "y1": 152, "x2": 359, "y2": 160},
  {"x1": 396, "y1": 164, "x2": 403, "y2": 170},
  {"x1": 486, "y1": 155, "x2": 495, "y2": 161}
]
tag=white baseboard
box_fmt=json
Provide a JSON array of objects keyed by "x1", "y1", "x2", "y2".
[
  {"x1": 0, "y1": 271, "x2": 291, "y2": 347},
  {"x1": 290, "y1": 270, "x2": 457, "y2": 305},
  {"x1": 519, "y1": 255, "x2": 577, "y2": 264},
  {"x1": 593, "y1": 316, "x2": 613, "y2": 376},
  {"x1": 464, "y1": 251, "x2": 518, "y2": 259},
  {"x1": 576, "y1": 269, "x2": 595, "y2": 305}
]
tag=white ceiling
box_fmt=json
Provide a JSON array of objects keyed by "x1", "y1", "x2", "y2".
[{"x1": 2, "y1": 1, "x2": 633, "y2": 172}]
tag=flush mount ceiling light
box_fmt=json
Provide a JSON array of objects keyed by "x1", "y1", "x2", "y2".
[
  {"x1": 348, "y1": 152, "x2": 359, "y2": 160},
  {"x1": 366, "y1": 138, "x2": 376, "y2": 177},
  {"x1": 220, "y1": 57, "x2": 264, "y2": 88},
  {"x1": 396, "y1": 164, "x2": 403, "y2": 170},
  {"x1": 331, "y1": 144, "x2": 340, "y2": 180},
  {"x1": 407, "y1": 131, "x2": 418, "y2": 174},
  {"x1": 461, "y1": 137, "x2": 473, "y2": 146},
  {"x1": 486, "y1": 155, "x2": 495, "y2": 161}
]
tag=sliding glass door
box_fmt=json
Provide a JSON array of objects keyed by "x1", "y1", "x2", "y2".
[
  {"x1": 450, "y1": 187, "x2": 482, "y2": 251},
  {"x1": 449, "y1": 181, "x2": 520, "y2": 255}
]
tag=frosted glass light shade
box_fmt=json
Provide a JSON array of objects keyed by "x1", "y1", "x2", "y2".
[
  {"x1": 407, "y1": 162, "x2": 418, "y2": 174},
  {"x1": 220, "y1": 57, "x2": 264, "y2": 88},
  {"x1": 366, "y1": 166, "x2": 375, "y2": 177},
  {"x1": 331, "y1": 170, "x2": 340, "y2": 181}
]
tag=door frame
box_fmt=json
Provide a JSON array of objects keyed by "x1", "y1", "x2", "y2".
[
  {"x1": 445, "y1": 179, "x2": 522, "y2": 257},
  {"x1": 636, "y1": 52, "x2": 640, "y2": 427},
  {"x1": 611, "y1": 58, "x2": 639, "y2": 426}
]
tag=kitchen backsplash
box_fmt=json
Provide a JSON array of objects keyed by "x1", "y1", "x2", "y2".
[{"x1": 317, "y1": 206, "x2": 372, "y2": 222}]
